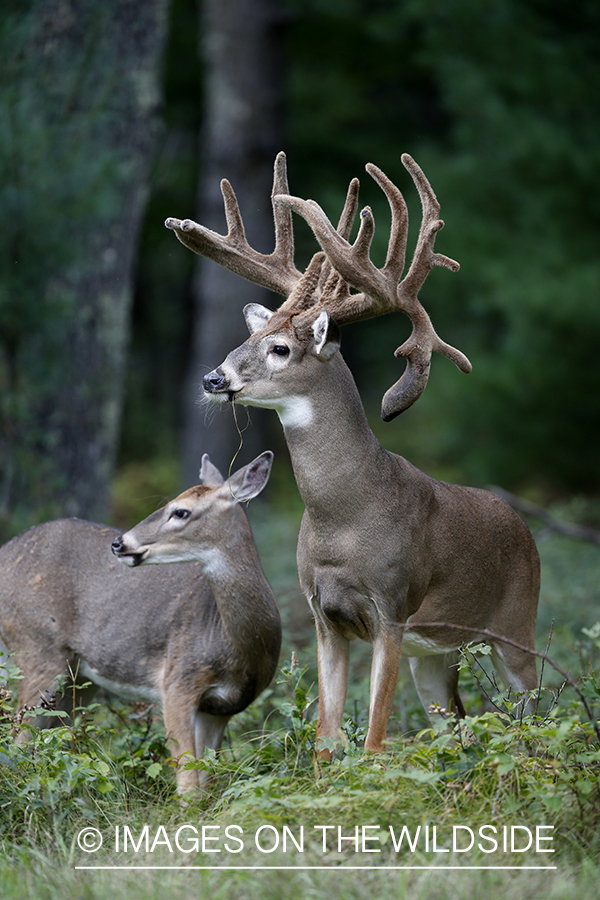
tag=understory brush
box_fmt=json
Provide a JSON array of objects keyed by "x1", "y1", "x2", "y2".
[
  {"x1": 1, "y1": 513, "x2": 599, "y2": 897},
  {"x1": 1, "y1": 643, "x2": 599, "y2": 877}
]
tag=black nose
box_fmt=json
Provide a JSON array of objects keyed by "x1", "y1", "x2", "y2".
[
  {"x1": 203, "y1": 368, "x2": 228, "y2": 392},
  {"x1": 111, "y1": 537, "x2": 125, "y2": 555}
]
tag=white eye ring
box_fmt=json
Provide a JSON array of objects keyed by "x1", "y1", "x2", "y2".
[{"x1": 171, "y1": 508, "x2": 190, "y2": 520}]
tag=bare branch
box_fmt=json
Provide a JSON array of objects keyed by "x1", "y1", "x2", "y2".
[{"x1": 491, "y1": 487, "x2": 600, "y2": 546}]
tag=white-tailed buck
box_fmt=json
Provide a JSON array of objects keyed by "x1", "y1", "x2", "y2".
[
  {"x1": 165, "y1": 153, "x2": 540, "y2": 754},
  {"x1": 0, "y1": 452, "x2": 280, "y2": 792}
]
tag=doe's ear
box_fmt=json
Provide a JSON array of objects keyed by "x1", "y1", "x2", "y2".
[
  {"x1": 244, "y1": 303, "x2": 274, "y2": 335},
  {"x1": 199, "y1": 453, "x2": 224, "y2": 486},
  {"x1": 226, "y1": 451, "x2": 274, "y2": 503},
  {"x1": 312, "y1": 310, "x2": 340, "y2": 360}
]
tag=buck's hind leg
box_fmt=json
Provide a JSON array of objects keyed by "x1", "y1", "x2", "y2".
[
  {"x1": 193, "y1": 711, "x2": 230, "y2": 790},
  {"x1": 408, "y1": 651, "x2": 465, "y2": 721},
  {"x1": 490, "y1": 642, "x2": 538, "y2": 715}
]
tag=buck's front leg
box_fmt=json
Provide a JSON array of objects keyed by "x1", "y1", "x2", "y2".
[
  {"x1": 365, "y1": 626, "x2": 402, "y2": 752},
  {"x1": 314, "y1": 619, "x2": 350, "y2": 760}
]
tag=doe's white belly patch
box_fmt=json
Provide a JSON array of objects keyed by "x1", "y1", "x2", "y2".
[{"x1": 78, "y1": 661, "x2": 161, "y2": 705}]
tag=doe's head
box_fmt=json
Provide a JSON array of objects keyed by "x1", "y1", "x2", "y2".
[{"x1": 111, "y1": 451, "x2": 273, "y2": 568}]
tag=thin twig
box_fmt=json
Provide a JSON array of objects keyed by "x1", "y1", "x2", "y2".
[
  {"x1": 461, "y1": 651, "x2": 505, "y2": 713},
  {"x1": 537, "y1": 619, "x2": 554, "y2": 713}
]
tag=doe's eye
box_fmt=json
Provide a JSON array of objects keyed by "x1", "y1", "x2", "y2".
[
  {"x1": 171, "y1": 509, "x2": 190, "y2": 520},
  {"x1": 270, "y1": 345, "x2": 290, "y2": 357}
]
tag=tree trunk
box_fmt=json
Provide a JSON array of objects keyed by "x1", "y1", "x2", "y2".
[
  {"x1": 0, "y1": 0, "x2": 168, "y2": 535},
  {"x1": 181, "y1": 0, "x2": 286, "y2": 482}
]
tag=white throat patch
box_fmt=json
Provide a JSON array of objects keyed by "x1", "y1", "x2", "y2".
[
  {"x1": 225, "y1": 392, "x2": 314, "y2": 429},
  {"x1": 276, "y1": 396, "x2": 314, "y2": 429}
]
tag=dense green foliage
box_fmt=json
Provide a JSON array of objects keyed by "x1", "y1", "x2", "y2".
[
  {"x1": 1, "y1": 503, "x2": 600, "y2": 898},
  {"x1": 284, "y1": 0, "x2": 600, "y2": 493},
  {"x1": 1, "y1": 631, "x2": 600, "y2": 898}
]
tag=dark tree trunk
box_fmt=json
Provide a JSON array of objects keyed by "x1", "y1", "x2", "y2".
[
  {"x1": 0, "y1": 0, "x2": 168, "y2": 535},
  {"x1": 47, "y1": 0, "x2": 170, "y2": 522},
  {"x1": 181, "y1": 0, "x2": 286, "y2": 482}
]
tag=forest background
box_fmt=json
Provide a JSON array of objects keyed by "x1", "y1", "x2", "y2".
[{"x1": 2, "y1": 0, "x2": 599, "y2": 546}]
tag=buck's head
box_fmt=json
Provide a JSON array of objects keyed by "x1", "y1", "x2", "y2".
[
  {"x1": 167, "y1": 152, "x2": 471, "y2": 421},
  {"x1": 203, "y1": 272, "x2": 343, "y2": 428}
]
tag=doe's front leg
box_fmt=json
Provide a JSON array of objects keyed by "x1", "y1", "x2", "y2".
[
  {"x1": 192, "y1": 710, "x2": 230, "y2": 791},
  {"x1": 162, "y1": 690, "x2": 199, "y2": 795},
  {"x1": 162, "y1": 676, "x2": 229, "y2": 795}
]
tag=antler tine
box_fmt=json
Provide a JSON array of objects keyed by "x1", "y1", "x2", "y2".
[
  {"x1": 337, "y1": 176, "x2": 361, "y2": 241},
  {"x1": 274, "y1": 165, "x2": 409, "y2": 319},
  {"x1": 364, "y1": 163, "x2": 409, "y2": 285},
  {"x1": 277, "y1": 174, "x2": 363, "y2": 318},
  {"x1": 397, "y1": 153, "x2": 461, "y2": 301},
  {"x1": 318, "y1": 175, "x2": 360, "y2": 281},
  {"x1": 271, "y1": 151, "x2": 295, "y2": 266},
  {"x1": 165, "y1": 152, "x2": 302, "y2": 298},
  {"x1": 315, "y1": 176, "x2": 361, "y2": 299},
  {"x1": 274, "y1": 193, "x2": 389, "y2": 321}
]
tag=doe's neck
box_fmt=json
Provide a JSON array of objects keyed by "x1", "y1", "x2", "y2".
[{"x1": 197, "y1": 510, "x2": 278, "y2": 649}]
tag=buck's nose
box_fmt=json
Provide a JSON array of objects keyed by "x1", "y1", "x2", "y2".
[
  {"x1": 203, "y1": 368, "x2": 228, "y2": 393},
  {"x1": 111, "y1": 536, "x2": 125, "y2": 555}
]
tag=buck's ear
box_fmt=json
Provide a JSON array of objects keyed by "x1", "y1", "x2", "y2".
[
  {"x1": 312, "y1": 310, "x2": 340, "y2": 360},
  {"x1": 199, "y1": 454, "x2": 224, "y2": 486},
  {"x1": 226, "y1": 451, "x2": 274, "y2": 502},
  {"x1": 244, "y1": 303, "x2": 274, "y2": 334}
]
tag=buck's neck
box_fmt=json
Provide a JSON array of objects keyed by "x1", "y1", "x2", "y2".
[{"x1": 278, "y1": 352, "x2": 389, "y2": 513}]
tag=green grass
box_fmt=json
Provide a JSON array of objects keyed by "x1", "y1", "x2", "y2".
[
  {"x1": 1, "y1": 501, "x2": 600, "y2": 899},
  {"x1": 2, "y1": 645, "x2": 600, "y2": 898}
]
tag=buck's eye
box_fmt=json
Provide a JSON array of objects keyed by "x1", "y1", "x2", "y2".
[
  {"x1": 171, "y1": 509, "x2": 190, "y2": 520},
  {"x1": 270, "y1": 345, "x2": 290, "y2": 357}
]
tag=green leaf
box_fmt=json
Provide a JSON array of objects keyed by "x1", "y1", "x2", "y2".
[{"x1": 146, "y1": 762, "x2": 163, "y2": 780}]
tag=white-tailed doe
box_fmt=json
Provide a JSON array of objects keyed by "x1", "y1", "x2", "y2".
[
  {"x1": 0, "y1": 452, "x2": 280, "y2": 792},
  {"x1": 166, "y1": 153, "x2": 540, "y2": 755}
]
